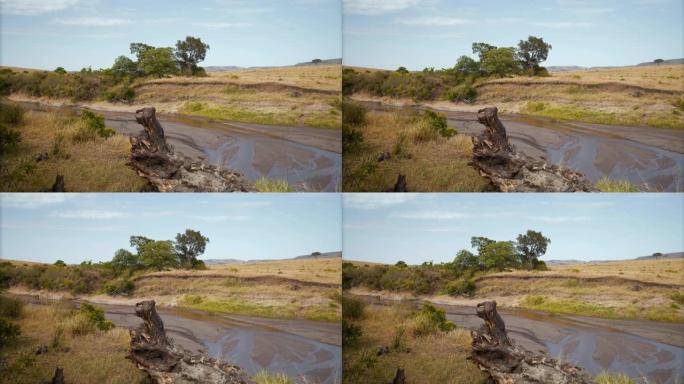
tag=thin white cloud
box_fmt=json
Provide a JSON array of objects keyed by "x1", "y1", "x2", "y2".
[
  {"x1": 343, "y1": 193, "x2": 418, "y2": 210},
  {"x1": 52, "y1": 210, "x2": 128, "y2": 219},
  {"x1": 396, "y1": 16, "x2": 472, "y2": 26},
  {"x1": 189, "y1": 215, "x2": 249, "y2": 222},
  {"x1": 0, "y1": 0, "x2": 79, "y2": 15},
  {"x1": 559, "y1": 7, "x2": 614, "y2": 14},
  {"x1": 1, "y1": 194, "x2": 75, "y2": 209},
  {"x1": 343, "y1": 0, "x2": 423, "y2": 15},
  {"x1": 55, "y1": 17, "x2": 130, "y2": 26},
  {"x1": 531, "y1": 21, "x2": 594, "y2": 28},
  {"x1": 191, "y1": 22, "x2": 251, "y2": 29},
  {"x1": 394, "y1": 211, "x2": 469, "y2": 220},
  {"x1": 529, "y1": 216, "x2": 591, "y2": 223}
]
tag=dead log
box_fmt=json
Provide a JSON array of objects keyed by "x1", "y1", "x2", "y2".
[
  {"x1": 128, "y1": 107, "x2": 252, "y2": 192},
  {"x1": 469, "y1": 301, "x2": 594, "y2": 384},
  {"x1": 470, "y1": 107, "x2": 596, "y2": 192},
  {"x1": 127, "y1": 300, "x2": 254, "y2": 384}
]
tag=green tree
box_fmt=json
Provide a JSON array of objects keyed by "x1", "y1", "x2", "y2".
[
  {"x1": 174, "y1": 36, "x2": 210, "y2": 75},
  {"x1": 174, "y1": 229, "x2": 209, "y2": 268},
  {"x1": 130, "y1": 42, "x2": 154, "y2": 61},
  {"x1": 396, "y1": 66, "x2": 409, "y2": 74},
  {"x1": 54, "y1": 260, "x2": 66, "y2": 267},
  {"x1": 517, "y1": 36, "x2": 552, "y2": 75},
  {"x1": 453, "y1": 250, "x2": 479, "y2": 270},
  {"x1": 395, "y1": 260, "x2": 408, "y2": 268},
  {"x1": 480, "y1": 47, "x2": 519, "y2": 77},
  {"x1": 515, "y1": 230, "x2": 550, "y2": 269},
  {"x1": 138, "y1": 240, "x2": 178, "y2": 271},
  {"x1": 130, "y1": 236, "x2": 154, "y2": 251},
  {"x1": 54, "y1": 67, "x2": 67, "y2": 74},
  {"x1": 480, "y1": 241, "x2": 518, "y2": 271},
  {"x1": 472, "y1": 42, "x2": 496, "y2": 60},
  {"x1": 111, "y1": 249, "x2": 140, "y2": 272},
  {"x1": 139, "y1": 47, "x2": 178, "y2": 78},
  {"x1": 471, "y1": 236, "x2": 495, "y2": 254},
  {"x1": 111, "y1": 55, "x2": 138, "y2": 77},
  {"x1": 454, "y1": 55, "x2": 479, "y2": 75}
]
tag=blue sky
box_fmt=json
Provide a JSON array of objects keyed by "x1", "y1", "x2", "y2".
[
  {"x1": 0, "y1": 0, "x2": 341, "y2": 70},
  {"x1": 343, "y1": 0, "x2": 683, "y2": 70},
  {"x1": 0, "y1": 193, "x2": 341, "y2": 264},
  {"x1": 343, "y1": 193, "x2": 684, "y2": 264}
]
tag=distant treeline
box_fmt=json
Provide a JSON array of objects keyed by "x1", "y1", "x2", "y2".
[
  {"x1": 0, "y1": 36, "x2": 210, "y2": 103},
  {"x1": 343, "y1": 230, "x2": 550, "y2": 296},
  {"x1": 0, "y1": 229, "x2": 209, "y2": 296},
  {"x1": 342, "y1": 36, "x2": 551, "y2": 102}
]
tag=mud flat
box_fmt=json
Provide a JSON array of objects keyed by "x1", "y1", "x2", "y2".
[
  {"x1": 360, "y1": 101, "x2": 684, "y2": 191},
  {"x1": 17, "y1": 295, "x2": 341, "y2": 384},
  {"x1": 362, "y1": 296, "x2": 684, "y2": 384},
  {"x1": 16, "y1": 101, "x2": 341, "y2": 192}
]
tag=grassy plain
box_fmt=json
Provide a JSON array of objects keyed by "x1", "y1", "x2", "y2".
[
  {"x1": 342, "y1": 108, "x2": 489, "y2": 192},
  {"x1": 0, "y1": 109, "x2": 148, "y2": 192}
]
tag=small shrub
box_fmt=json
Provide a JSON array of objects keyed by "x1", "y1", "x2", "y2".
[
  {"x1": 0, "y1": 317, "x2": 20, "y2": 347},
  {"x1": 102, "y1": 278, "x2": 134, "y2": 296},
  {"x1": 342, "y1": 101, "x2": 367, "y2": 126},
  {"x1": 523, "y1": 101, "x2": 547, "y2": 113},
  {"x1": 184, "y1": 101, "x2": 204, "y2": 112},
  {"x1": 412, "y1": 110, "x2": 455, "y2": 142},
  {"x1": 0, "y1": 123, "x2": 21, "y2": 155},
  {"x1": 72, "y1": 109, "x2": 115, "y2": 142},
  {"x1": 0, "y1": 102, "x2": 25, "y2": 126},
  {"x1": 183, "y1": 294, "x2": 204, "y2": 305},
  {"x1": 342, "y1": 295, "x2": 366, "y2": 320},
  {"x1": 594, "y1": 371, "x2": 635, "y2": 384},
  {"x1": 343, "y1": 126, "x2": 364, "y2": 153},
  {"x1": 254, "y1": 178, "x2": 295, "y2": 192},
  {"x1": 409, "y1": 303, "x2": 455, "y2": 336},
  {"x1": 77, "y1": 302, "x2": 114, "y2": 332},
  {"x1": 446, "y1": 83, "x2": 477, "y2": 102},
  {"x1": 0, "y1": 295, "x2": 24, "y2": 318},
  {"x1": 595, "y1": 177, "x2": 639, "y2": 192},
  {"x1": 252, "y1": 370, "x2": 294, "y2": 384},
  {"x1": 523, "y1": 295, "x2": 546, "y2": 306},
  {"x1": 103, "y1": 82, "x2": 135, "y2": 103},
  {"x1": 392, "y1": 131, "x2": 409, "y2": 158},
  {"x1": 670, "y1": 291, "x2": 684, "y2": 305},
  {"x1": 391, "y1": 326, "x2": 407, "y2": 352},
  {"x1": 342, "y1": 319, "x2": 363, "y2": 346},
  {"x1": 444, "y1": 279, "x2": 476, "y2": 296}
]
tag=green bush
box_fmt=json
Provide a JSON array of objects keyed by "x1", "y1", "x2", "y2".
[
  {"x1": 78, "y1": 302, "x2": 114, "y2": 331},
  {"x1": 423, "y1": 109, "x2": 455, "y2": 138},
  {"x1": 446, "y1": 83, "x2": 477, "y2": 102},
  {"x1": 0, "y1": 124, "x2": 21, "y2": 155},
  {"x1": 342, "y1": 295, "x2": 366, "y2": 320},
  {"x1": 102, "y1": 278, "x2": 134, "y2": 296},
  {"x1": 444, "y1": 279, "x2": 476, "y2": 296},
  {"x1": 419, "y1": 303, "x2": 455, "y2": 332},
  {"x1": 0, "y1": 317, "x2": 20, "y2": 347},
  {"x1": 72, "y1": 109, "x2": 115, "y2": 142},
  {"x1": 103, "y1": 82, "x2": 135, "y2": 103},
  {"x1": 342, "y1": 319, "x2": 362, "y2": 346},
  {"x1": 343, "y1": 126, "x2": 364, "y2": 153},
  {"x1": 0, "y1": 295, "x2": 23, "y2": 318},
  {"x1": 342, "y1": 101, "x2": 367, "y2": 126}
]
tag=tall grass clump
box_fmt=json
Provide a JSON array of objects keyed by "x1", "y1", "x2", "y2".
[
  {"x1": 254, "y1": 178, "x2": 295, "y2": 192},
  {"x1": 252, "y1": 371, "x2": 294, "y2": 384},
  {"x1": 595, "y1": 177, "x2": 640, "y2": 192},
  {"x1": 407, "y1": 303, "x2": 455, "y2": 337},
  {"x1": 342, "y1": 295, "x2": 366, "y2": 320},
  {"x1": 71, "y1": 109, "x2": 115, "y2": 142},
  {"x1": 594, "y1": 371, "x2": 636, "y2": 384}
]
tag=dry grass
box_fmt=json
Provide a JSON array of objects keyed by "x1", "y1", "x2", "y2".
[
  {"x1": 476, "y1": 65, "x2": 684, "y2": 129},
  {"x1": 0, "y1": 303, "x2": 145, "y2": 384},
  {"x1": 343, "y1": 109, "x2": 489, "y2": 191},
  {"x1": 0, "y1": 110, "x2": 148, "y2": 192},
  {"x1": 207, "y1": 65, "x2": 341, "y2": 91},
  {"x1": 343, "y1": 303, "x2": 486, "y2": 384},
  {"x1": 132, "y1": 258, "x2": 342, "y2": 321}
]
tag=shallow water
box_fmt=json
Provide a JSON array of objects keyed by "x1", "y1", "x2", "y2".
[{"x1": 363, "y1": 296, "x2": 684, "y2": 384}]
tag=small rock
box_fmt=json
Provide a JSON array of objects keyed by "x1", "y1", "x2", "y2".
[
  {"x1": 50, "y1": 367, "x2": 64, "y2": 384},
  {"x1": 631, "y1": 284, "x2": 642, "y2": 291},
  {"x1": 35, "y1": 345, "x2": 48, "y2": 355},
  {"x1": 377, "y1": 151, "x2": 391, "y2": 162},
  {"x1": 391, "y1": 368, "x2": 405, "y2": 384},
  {"x1": 376, "y1": 346, "x2": 390, "y2": 356},
  {"x1": 35, "y1": 152, "x2": 49, "y2": 162}
]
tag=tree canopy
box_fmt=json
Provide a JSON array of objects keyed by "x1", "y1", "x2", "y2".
[
  {"x1": 175, "y1": 36, "x2": 210, "y2": 75},
  {"x1": 174, "y1": 229, "x2": 209, "y2": 268},
  {"x1": 517, "y1": 36, "x2": 552, "y2": 75}
]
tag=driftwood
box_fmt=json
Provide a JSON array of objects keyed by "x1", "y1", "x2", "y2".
[
  {"x1": 128, "y1": 107, "x2": 251, "y2": 192},
  {"x1": 470, "y1": 107, "x2": 596, "y2": 192},
  {"x1": 127, "y1": 300, "x2": 254, "y2": 384},
  {"x1": 470, "y1": 301, "x2": 594, "y2": 384}
]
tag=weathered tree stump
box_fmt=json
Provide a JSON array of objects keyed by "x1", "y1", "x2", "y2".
[
  {"x1": 391, "y1": 368, "x2": 405, "y2": 384},
  {"x1": 127, "y1": 300, "x2": 254, "y2": 384},
  {"x1": 50, "y1": 367, "x2": 64, "y2": 384},
  {"x1": 51, "y1": 175, "x2": 65, "y2": 192},
  {"x1": 469, "y1": 301, "x2": 594, "y2": 384},
  {"x1": 470, "y1": 107, "x2": 596, "y2": 192},
  {"x1": 128, "y1": 107, "x2": 252, "y2": 192},
  {"x1": 393, "y1": 174, "x2": 407, "y2": 192}
]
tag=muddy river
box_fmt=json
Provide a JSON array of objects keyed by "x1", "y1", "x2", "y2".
[
  {"x1": 21, "y1": 102, "x2": 342, "y2": 192},
  {"x1": 362, "y1": 296, "x2": 684, "y2": 384},
  {"x1": 362, "y1": 102, "x2": 684, "y2": 191},
  {"x1": 19, "y1": 296, "x2": 341, "y2": 384}
]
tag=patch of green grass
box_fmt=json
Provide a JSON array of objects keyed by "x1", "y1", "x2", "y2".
[
  {"x1": 595, "y1": 177, "x2": 640, "y2": 192},
  {"x1": 254, "y1": 178, "x2": 295, "y2": 192},
  {"x1": 252, "y1": 371, "x2": 294, "y2": 384},
  {"x1": 595, "y1": 371, "x2": 636, "y2": 384},
  {"x1": 520, "y1": 101, "x2": 684, "y2": 129},
  {"x1": 178, "y1": 294, "x2": 340, "y2": 322},
  {"x1": 180, "y1": 101, "x2": 340, "y2": 129}
]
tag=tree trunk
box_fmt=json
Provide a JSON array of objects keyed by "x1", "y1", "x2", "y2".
[
  {"x1": 128, "y1": 107, "x2": 251, "y2": 192},
  {"x1": 127, "y1": 300, "x2": 254, "y2": 384},
  {"x1": 470, "y1": 107, "x2": 596, "y2": 192},
  {"x1": 469, "y1": 301, "x2": 595, "y2": 384}
]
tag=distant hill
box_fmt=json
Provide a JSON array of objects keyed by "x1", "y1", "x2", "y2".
[
  {"x1": 203, "y1": 251, "x2": 341, "y2": 265},
  {"x1": 547, "y1": 58, "x2": 683, "y2": 72},
  {"x1": 635, "y1": 252, "x2": 684, "y2": 260},
  {"x1": 545, "y1": 259, "x2": 588, "y2": 266},
  {"x1": 205, "y1": 58, "x2": 341, "y2": 72},
  {"x1": 546, "y1": 251, "x2": 683, "y2": 265}
]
